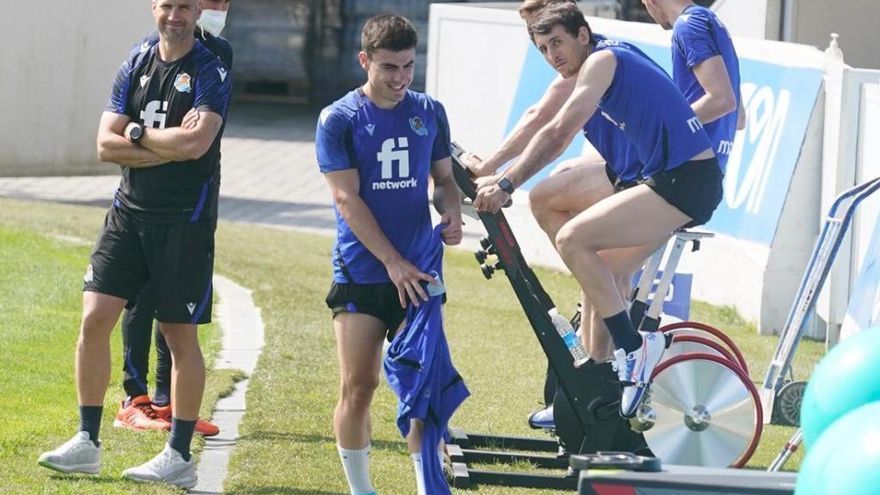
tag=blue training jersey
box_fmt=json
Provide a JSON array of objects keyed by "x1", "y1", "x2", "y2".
[
  {"x1": 105, "y1": 40, "x2": 231, "y2": 223},
  {"x1": 594, "y1": 44, "x2": 714, "y2": 178},
  {"x1": 580, "y1": 35, "x2": 659, "y2": 182},
  {"x1": 672, "y1": 5, "x2": 740, "y2": 172},
  {"x1": 316, "y1": 89, "x2": 452, "y2": 284}
]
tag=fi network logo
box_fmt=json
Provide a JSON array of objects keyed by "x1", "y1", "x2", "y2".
[{"x1": 373, "y1": 137, "x2": 418, "y2": 191}]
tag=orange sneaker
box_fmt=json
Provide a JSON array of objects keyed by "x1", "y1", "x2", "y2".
[
  {"x1": 195, "y1": 418, "x2": 220, "y2": 437},
  {"x1": 113, "y1": 395, "x2": 171, "y2": 432},
  {"x1": 151, "y1": 404, "x2": 220, "y2": 437}
]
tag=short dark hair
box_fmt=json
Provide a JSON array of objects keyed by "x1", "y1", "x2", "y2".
[
  {"x1": 518, "y1": 0, "x2": 577, "y2": 20},
  {"x1": 361, "y1": 14, "x2": 418, "y2": 57},
  {"x1": 528, "y1": 3, "x2": 593, "y2": 44}
]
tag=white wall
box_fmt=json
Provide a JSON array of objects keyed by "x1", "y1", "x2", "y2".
[
  {"x1": 712, "y1": 0, "x2": 776, "y2": 40},
  {"x1": 836, "y1": 81, "x2": 880, "y2": 342},
  {"x1": 816, "y1": 66, "x2": 880, "y2": 343},
  {"x1": 0, "y1": 1, "x2": 153, "y2": 176},
  {"x1": 786, "y1": 0, "x2": 880, "y2": 71}
]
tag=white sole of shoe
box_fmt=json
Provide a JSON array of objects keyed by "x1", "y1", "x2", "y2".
[
  {"x1": 38, "y1": 459, "x2": 100, "y2": 475},
  {"x1": 123, "y1": 473, "x2": 197, "y2": 489},
  {"x1": 112, "y1": 418, "x2": 169, "y2": 432}
]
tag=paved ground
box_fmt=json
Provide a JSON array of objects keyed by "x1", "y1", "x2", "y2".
[
  {"x1": 0, "y1": 101, "x2": 565, "y2": 270},
  {"x1": 0, "y1": 103, "x2": 337, "y2": 236}
]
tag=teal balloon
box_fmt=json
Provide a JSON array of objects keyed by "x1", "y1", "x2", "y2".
[
  {"x1": 795, "y1": 401, "x2": 880, "y2": 495},
  {"x1": 800, "y1": 326, "x2": 880, "y2": 447}
]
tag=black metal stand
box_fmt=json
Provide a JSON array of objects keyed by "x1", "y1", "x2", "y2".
[{"x1": 447, "y1": 144, "x2": 648, "y2": 490}]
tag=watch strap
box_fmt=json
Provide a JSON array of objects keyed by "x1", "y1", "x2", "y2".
[{"x1": 498, "y1": 177, "x2": 515, "y2": 195}]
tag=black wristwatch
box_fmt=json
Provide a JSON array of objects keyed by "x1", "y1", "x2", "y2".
[
  {"x1": 128, "y1": 123, "x2": 145, "y2": 143},
  {"x1": 498, "y1": 177, "x2": 515, "y2": 195}
]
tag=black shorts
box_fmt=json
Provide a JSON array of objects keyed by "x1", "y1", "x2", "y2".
[
  {"x1": 641, "y1": 157, "x2": 723, "y2": 228},
  {"x1": 605, "y1": 164, "x2": 639, "y2": 193},
  {"x1": 325, "y1": 282, "x2": 407, "y2": 337},
  {"x1": 84, "y1": 206, "x2": 214, "y2": 324}
]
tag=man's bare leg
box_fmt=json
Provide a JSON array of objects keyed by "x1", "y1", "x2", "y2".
[
  {"x1": 529, "y1": 154, "x2": 611, "y2": 246},
  {"x1": 334, "y1": 312, "x2": 386, "y2": 495},
  {"x1": 529, "y1": 153, "x2": 612, "y2": 356},
  {"x1": 585, "y1": 244, "x2": 664, "y2": 362},
  {"x1": 557, "y1": 185, "x2": 689, "y2": 416},
  {"x1": 77, "y1": 292, "x2": 127, "y2": 406},
  {"x1": 160, "y1": 323, "x2": 205, "y2": 422},
  {"x1": 37, "y1": 292, "x2": 125, "y2": 473}
]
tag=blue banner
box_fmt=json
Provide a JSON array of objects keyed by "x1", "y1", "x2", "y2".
[
  {"x1": 509, "y1": 38, "x2": 823, "y2": 245},
  {"x1": 707, "y1": 61, "x2": 823, "y2": 244}
]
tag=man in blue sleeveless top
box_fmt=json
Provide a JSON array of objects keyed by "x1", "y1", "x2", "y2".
[
  {"x1": 475, "y1": 4, "x2": 722, "y2": 418},
  {"x1": 465, "y1": 0, "x2": 651, "y2": 367},
  {"x1": 465, "y1": 0, "x2": 663, "y2": 427},
  {"x1": 38, "y1": 0, "x2": 231, "y2": 488},
  {"x1": 642, "y1": 0, "x2": 744, "y2": 169},
  {"x1": 316, "y1": 14, "x2": 463, "y2": 495}
]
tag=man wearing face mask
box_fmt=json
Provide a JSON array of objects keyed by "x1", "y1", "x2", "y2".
[{"x1": 112, "y1": 0, "x2": 232, "y2": 438}]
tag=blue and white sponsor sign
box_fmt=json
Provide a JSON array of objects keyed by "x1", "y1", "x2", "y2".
[
  {"x1": 707, "y1": 61, "x2": 823, "y2": 245},
  {"x1": 508, "y1": 38, "x2": 823, "y2": 245}
]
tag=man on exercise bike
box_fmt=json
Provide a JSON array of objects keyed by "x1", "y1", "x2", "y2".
[{"x1": 474, "y1": 4, "x2": 722, "y2": 417}]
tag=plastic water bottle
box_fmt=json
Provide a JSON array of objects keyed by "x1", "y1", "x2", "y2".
[{"x1": 548, "y1": 308, "x2": 590, "y2": 367}]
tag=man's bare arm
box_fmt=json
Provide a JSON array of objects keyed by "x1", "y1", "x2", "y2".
[
  {"x1": 469, "y1": 76, "x2": 577, "y2": 176},
  {"x1": 324, "y1": 169, "x2": 435, "y2": 305},
  {"x1": 430, "y1": 156, "x2": 463, "y2": 245},
  {"x1": 736, "y1": 88, "x2": 747, "y2": 130},
  {"x1": 504, "y1": 52, "x2": 614, "y2": 189},
  {"x1": 474, "y1": 51, "x2": 615, "y2": 213},
  {"x1": 690, "y1": 55, "x2": 738, "y2": 125},
  {"x1": 137, "y1": 108, "x2": 223, "y2": 162},
  {"x1": 96, "y1": 112, "x2": 165, "y2": 168}
]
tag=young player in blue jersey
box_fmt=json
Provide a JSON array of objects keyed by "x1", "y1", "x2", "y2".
[
  {"x1": 113, "y1": 0, "x2": 232, "y2": 438},
  {"x1": 474, "y1": 4, "x2": 722, "y2": 418},
  {"x1": 37, "y1": 0, "x2": 231, "y2": 488},
  {"x1": 642, "y1": 0, "x2": 744, "y2": 169},
  {"x1": 316, "y1": 14, "x2": 463, "y2": 495}
]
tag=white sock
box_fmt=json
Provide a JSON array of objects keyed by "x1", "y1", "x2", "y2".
[
  {"x1": 338, "y1": 444, "x2": 375, "y2": 495},
  {"x1": 411, "y1": 453, "x2": 427, "y2": 495}
]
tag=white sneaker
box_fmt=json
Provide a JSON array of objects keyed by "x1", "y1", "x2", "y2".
[
  {"x1": 613, "y1": 331, "x2": 666, "y2": 418},
  {"x1": 37, "y1": 431, "x2": 101, "y2": 474},
  {"x1": 122, "y1": 444, "x2": 197, "y2": 489}
]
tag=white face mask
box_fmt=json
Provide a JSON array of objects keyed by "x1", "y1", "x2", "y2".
[{"x1": 197, "y1": 9, "x2": 227, "y2": 37}]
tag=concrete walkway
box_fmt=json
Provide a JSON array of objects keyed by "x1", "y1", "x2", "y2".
[{"x1": 191, "y1": 275, "x2": 265, "y2": 495}]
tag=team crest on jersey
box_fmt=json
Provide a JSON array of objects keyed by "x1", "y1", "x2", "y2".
[
  {"x1": 174, "y1": 73, "x2": 192, "y2": 93},
  {"x1": 409, "y1": 116, "x2": 428, "y2": 137}
]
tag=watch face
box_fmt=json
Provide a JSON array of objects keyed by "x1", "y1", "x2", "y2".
[
  {"x1": 130, "y1": 125, "x2": 143, "y2": 140},
  {"x1": 499, "y1": 178, "x2": 514, "y2": 194}
]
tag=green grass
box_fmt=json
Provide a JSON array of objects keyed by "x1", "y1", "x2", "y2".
[
  {"x1": 0, "y1": 202, "x2": 237, "y2": 494},
  {"x1": 0, "y1": 197, "x2": 821, "y2": 494}
]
